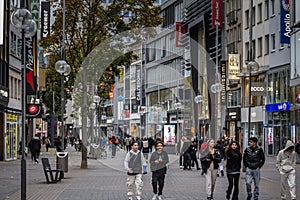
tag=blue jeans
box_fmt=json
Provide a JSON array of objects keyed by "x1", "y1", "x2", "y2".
[{"x1": 245, "y1": 167, "x2": 260, "y2": 199}]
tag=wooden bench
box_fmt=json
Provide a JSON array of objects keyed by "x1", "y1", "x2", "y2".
[{"x1": 41, "y1": 158, "x2": 64, "y2": 184}]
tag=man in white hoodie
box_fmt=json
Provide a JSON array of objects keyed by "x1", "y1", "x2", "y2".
[
  {"x1": 124, "y1": 141, "x2": 147, "y2": 200},
  {"x1": 276, "y1": 140, "x2": 297, "y2": 200}
]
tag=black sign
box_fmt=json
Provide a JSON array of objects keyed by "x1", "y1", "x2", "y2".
[{"x1": 41, "y1": 1, "x2": 50, "y2": 39}]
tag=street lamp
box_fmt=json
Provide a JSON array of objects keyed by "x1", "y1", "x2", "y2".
[
  {"x1": 194, "y1": 95, "x2": 204, "y2": 158},
  {"x1": 174, "y1": 102, "x2": 182, "y2": 142},
  {"x1": 11, "y1": 6, "x2": 37, "y2": 200},
  {"x1": 93, "y1": 95, "x2": 101, "y2": 139},
  {"x1": 55, "y1": 60, "x2": 71, "y2": 150}
]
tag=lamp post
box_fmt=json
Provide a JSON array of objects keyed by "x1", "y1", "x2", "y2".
[
  {"x1": 93, "y1": 95, "x2": 101, "y2": 140},
  {"x1": 174, "y1": 102, "x2": 181, "y2": 142},
  {"x1": 55, "y1": 60, "x2": 71, "y2": 150},
  {"x1": 11, "y1": 7, "x2": 37, "y2": 200},
  {"x1": 194, "y1": 95, "x2": 204, "y2": 158}
]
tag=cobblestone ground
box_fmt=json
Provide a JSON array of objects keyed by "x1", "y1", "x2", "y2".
[{"x1": 0, "y1": 145, "x2": 299, "y2": 200}]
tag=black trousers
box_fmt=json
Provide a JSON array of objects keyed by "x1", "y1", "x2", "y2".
[
  {"x1": 226, "y1": 173, "x2": 240, "y2": 200},
  {"x1": 152, "y1": 173, "x2": 165, "y2": 196},
  {"x1": 191, "y1": 154, "x2": 199, "y2": 169},
  {"x1": 183, "y1": 153, "x2": 191, "y2": 169}
]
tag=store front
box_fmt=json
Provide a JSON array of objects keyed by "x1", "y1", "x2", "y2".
[
  {"x1": 5, "y1": 113, "x2": 19, "y2": 160},
  {"x1": 265, "y1": 102, "x2": 291, "y2": 155}
]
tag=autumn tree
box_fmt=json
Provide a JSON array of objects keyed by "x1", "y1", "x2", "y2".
[{"x1": 40, "y1": 0, "x2": 162, "y2": 168}]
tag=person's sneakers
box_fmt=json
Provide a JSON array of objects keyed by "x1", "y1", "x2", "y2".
[
  {"x1": 179, "y1": 166, "x2": 183, "y2": 169},
  {"x1": 221, "y1": 170, "x2": 224, "y2": 176},
  {"x1": 128, "y1": 197, "x2": 133, "y2": 200},
  {"x1": 152, "y1": 194, "x2": 157, "y2": 200},
  {"x1": 136, "y1": 196, "x2": 142, "y2": 200},
  {"x1": 157, "y1": 195, "x2": 162, "y2": 200}
]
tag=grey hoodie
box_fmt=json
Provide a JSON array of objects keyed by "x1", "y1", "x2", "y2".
[{"x1": 276, "y1": 140, "x2": 297, "y2": 174}]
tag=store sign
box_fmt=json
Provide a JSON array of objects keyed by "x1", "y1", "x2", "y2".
[
  {"x1": 251, "y1": 82, "x2": 266, "y2": 96},
  {"x1": 265, "y1": 102, "x2": 290, "y2": 112},
  {"x1": 135, "y1": 65, "x2": 141, "y2": 105},
  {"x1": 228, "y1": 54, "x2": 240, "y2": 81},
  {"x1": 220, "y1": 61, "x2": 226, "y2": 105},
  {"x1": 41, "y1": 1, "x2": 50, "y2": 39},
  {"x1": 280, "y1": 0, "x2": 291, "y2": 44},
  {"x1": 212, "y1": 0, "x2": 223, "y2": 28}
]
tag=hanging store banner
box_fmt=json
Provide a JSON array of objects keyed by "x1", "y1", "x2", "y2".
[
  {"x1": 175, "y1": 22, "x2": 187, "y2": 47},
  {"x1": 26, "y1": 36, "x2": 38, "y2": 95},
  {"x1": 280, "y1": 0, "x2": 291, "y2": 44},
  {"x1": 212, "y1": 0, "x2": 223, "y2": 28},
  {"x1": 228, "y1": 54, "x2": 240, "y2": 82},
  {"x1": 41, "y1": 1, "x2": 50, "y2": 39},
  {"x1": 135, "y1": 64, "x2": 142, "y2": 105},
  {"x1": 220, "y1": 60, "x2": 226, "y2": 105},
  {"x1": 266, "y1": 102, "x2": 291, "y2": 112}
]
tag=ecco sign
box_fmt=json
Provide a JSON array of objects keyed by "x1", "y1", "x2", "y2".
[
  {"x1": 251, "y1": 82, "x2": 266, "y2": 96},
  {"x1": 251, "y1": 87, "x2": 265, "y2": 92}
]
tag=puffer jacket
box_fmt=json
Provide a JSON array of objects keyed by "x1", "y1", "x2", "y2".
[
  {"x1": 226, "y1": 149, "x2": 242, "y2": 173},
  {"x1": 276, "y1": 140, "x2": 297, "y2": 174},
  {"x1": 243, "y1": 145, "x2": 265, "y2": 170}
]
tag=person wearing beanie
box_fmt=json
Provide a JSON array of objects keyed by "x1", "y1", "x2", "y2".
[
  {"x1": 243, "y1": 137, "x2": 265, "y2": 200},
  {"x1": 150, "y1": 141, "x2": 169, "y2": 200},
  {"x1": 276, "y1": 140, "x2": 297, "y2": 200}
]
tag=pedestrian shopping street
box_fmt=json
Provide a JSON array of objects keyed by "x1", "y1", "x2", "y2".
[{"x1": 0, "y1": 145, "x2": 299, "y2": 200}]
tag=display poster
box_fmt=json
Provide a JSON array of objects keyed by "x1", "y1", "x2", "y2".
[{"x1": 163, "y1": 124, "x2": 176, "y2": 145}]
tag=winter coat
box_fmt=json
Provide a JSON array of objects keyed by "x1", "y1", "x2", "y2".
[
  {"x1": 226, "y1": 148, "x2": 242, "y2": 173},
  {"x1": 243, "y1": 145, "x2": 265, "y2": 170},
  {"x1": 276, "y1": 140, "x2": 297, "y2": 174},
  {"x1": 200, "y1": 148, "x2": 222, "y2": 173}
]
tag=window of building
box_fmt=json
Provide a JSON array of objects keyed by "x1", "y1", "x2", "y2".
[
  {"x1": 271, "y1": 33, "x2": 276, "y2": 51},
  {"x1": 258, "y1": 37, "x2": 262, "y2": 57},
  {"x1": 252, "y1": 40, "x2": 256, "y2": 58},
  {"x1": 245, "y1": 42, "x2": 249, "y2": 61},
  {"x1": 264, "y1": 0, "x2": 269, "y2": 20},
  {"x1": 271, "y1": 0, "x2": 275, "y2": 17},
  {"x1": 237, "y1": 0, "x2": 241, "y2": 10},
  {"x1": 175, "y1": 2, "x2": 183, "y2": 22},
  {"x1": 252, "y1": 7, "x2": 256, "y2": 26},
  {"x1": 237, "y1": 25, "x2": 241, "y2": 41},
  {"x1": 227, "y1": 90, "x2": 241, "y2": 107},
  {"x1": 245, "y1": 10, "x2": 249, "y2": 29},
  {"x1": 258, "y1": 3, "x2": 262, "y2": 23},
  {"x1": 265, "y1": 34, "x2": 269, "y2": 54}
]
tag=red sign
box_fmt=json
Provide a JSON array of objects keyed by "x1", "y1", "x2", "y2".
[
  {"x1": 212, "y1": 0, "x2": 223, "y2": 28},
  {"x1": 175, "y1": 22, "x2": 188, "y2": 47}
]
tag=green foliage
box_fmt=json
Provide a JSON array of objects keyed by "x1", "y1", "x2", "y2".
[{"x1": 40, "y1": 0, "x2": 162, "y2": 114}]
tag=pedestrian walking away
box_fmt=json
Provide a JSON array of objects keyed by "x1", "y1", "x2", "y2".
[
  {"x1": 226, "y1": 141, "x2": 242, "y2": 200},
  {"x1": 276, "y1": 140, "x2": 297, "y2": 200},
  {"x1": 150, "y1": 141, "x2": 169, "y2": 200},
  {"x1": 28, "y1": 135, "x2": 41, "y2": 163},
  {"x1": 124, "y1": 141, "x2": 147, "y2": 200},
  {"x1": 200, "y1": 138, "x2": 222, "y2": 200},
  {"x1": 243, "y1": 137, "x2": 265, "y2": 200}
]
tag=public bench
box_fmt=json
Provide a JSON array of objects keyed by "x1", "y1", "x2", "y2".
[{"x1": 41, "y1": 158, "x2": 64, "y2": 184}]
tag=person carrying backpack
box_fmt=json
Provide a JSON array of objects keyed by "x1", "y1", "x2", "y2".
[{"x1": 142, "y1": 137, "x2": 150, "y2": 161}]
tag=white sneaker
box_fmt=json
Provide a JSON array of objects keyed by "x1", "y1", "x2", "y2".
[
  {"x1": 179, "y1": 166, "x2": 183, "y2": 169},
  {"x1": 158, "y1": 195, "x2": 162, "y2": 200},
  {"x1": 152, "y1": 194, "x2": 157, "y2": 200},
  {"x1": 128, "y1": 197, "x2": 133, "y2": 200},
  {"x1": 136, "y1": 196, "x2": 142, "y2": 200}
]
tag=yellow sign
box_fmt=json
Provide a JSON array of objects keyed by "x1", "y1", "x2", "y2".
[
  {"x1": 190, "y1": 127, "x2": 195, "y2": 133},
  {"x1": 7, "y1": 114, "x2": 17, "y2": 122}
]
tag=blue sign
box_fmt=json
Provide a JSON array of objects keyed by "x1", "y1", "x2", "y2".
[
  {"x1": 280, "y1": 0, "x2": 291, "y2": 44},
  {"x1": 265, "y1": 102, "x2": 290, "y2": 112}
]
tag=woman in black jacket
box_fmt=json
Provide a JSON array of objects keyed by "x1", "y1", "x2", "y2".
[{"x1": 225, "y1": 141, "x2": 242, "y2": 200}]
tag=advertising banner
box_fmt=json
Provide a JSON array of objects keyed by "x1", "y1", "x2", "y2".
[
  {"x1": 228, "y1": 54, "x2": 240, "y2": 82},
  {"x1": 163, "y1": 124, "x2": 176, "y2": 145},
  {"x1": 41, "y1": 1, "x2": 50, "y2": 39},
  {"x1": 212, "y1": 0, "x2": 223, "y2": 28},
  {"x1": 135, "y1": 64, "x2": 141, "y2": 105},
  {"x1": 280, "y1": 0, "x2": 291, "y2": 44},
  {"x1": 26, "y1": 36, "x2": 38, "y2": 95}
]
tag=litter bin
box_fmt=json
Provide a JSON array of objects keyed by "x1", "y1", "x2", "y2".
[{"x1": 56, "y1": 152, "x2": 68, "y2": 172}]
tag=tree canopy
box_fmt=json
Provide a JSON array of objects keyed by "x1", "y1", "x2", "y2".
[{"x1": 40, "y1": 0, "x2": 162, "y2": 117}]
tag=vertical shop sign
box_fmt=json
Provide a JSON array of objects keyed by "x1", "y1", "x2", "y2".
[{"x1": 212, "y1": 0, "x2": 223, "y2": 28}]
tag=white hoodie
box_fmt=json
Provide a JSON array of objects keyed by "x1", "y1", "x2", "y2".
[{"x1": 276, "y1": 140, "x2": 297, "y2": 174}]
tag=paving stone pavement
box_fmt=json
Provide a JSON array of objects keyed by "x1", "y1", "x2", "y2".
[{"x1": 0, "y1": 145, "x2": 300, "y2": 200}]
